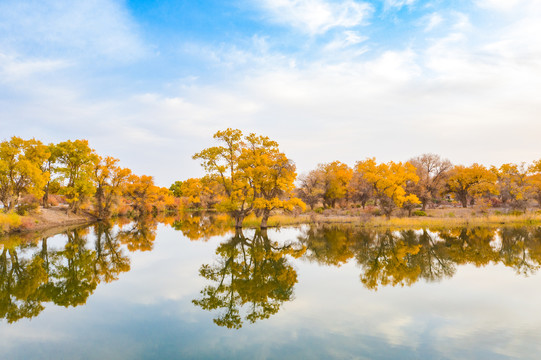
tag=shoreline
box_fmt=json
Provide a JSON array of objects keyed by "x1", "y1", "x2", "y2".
[
  {"x1": 1, "y1": 207, "x2": 98, "y2": 237},
  {"x1": 238, "y1": 208, "x2": 541, "y2": 230},
  {"x1": 3, "y1": 206, "x2": 541, "y2": 238}
]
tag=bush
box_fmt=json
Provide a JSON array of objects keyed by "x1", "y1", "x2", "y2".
[
  {"x1": 412, "y1": 210, "x2": 427, "y2": 217},
  {"x1": 0, "y1": 212, "x2": 22, "y2": 233},
  {"x1": 315, "y1": 207, "x2": 324, "y2": 214},
  {"x1": 508, "y1": 210, "x2": 524, "y2": 216},
  {"x1": 371, "y1": 208, "x2": 382, "y2": 216},
  {"x1": 16, "y1": 202, "x2": 39, "y2": 216},
  {"x1": 446, "y1": 212, "x2": 455, "y2": 218}
]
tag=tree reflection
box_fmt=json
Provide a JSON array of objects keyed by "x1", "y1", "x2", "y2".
[
  {"x1": 0, "y1": 243, "x2": 48, "y2": 323},
  {"x1": 0, "y1": 218, "x2": 155, "y2": 323},
  {"x1": 193, "y1": 229, "x2": 305, "y2": 329},
  {"x1": 300, "y1": 225, "x2": 541, "y2": 290},
  {"x1": 172, "y1": 212, "x2": 232, "y2": 241},
  {"x1": 117, "y1": 215, "x2": 158, "y2": 251}
]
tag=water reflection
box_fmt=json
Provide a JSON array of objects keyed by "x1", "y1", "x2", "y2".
[
  {"x1": 4, "y1": 213, "x2": 541, "y2": 330},
  {"x1": 298, "y1": 226, "x2": 541, "y2": 290},
  {"x1": 0, "y1": 216, "x2": 158, "y2": 323},
  {"x1": 192, "y1": 229, "x2": 305, "y2": 329}
]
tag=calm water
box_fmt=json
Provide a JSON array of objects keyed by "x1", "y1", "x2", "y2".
[{"x1": 2, "y1": 216, "x2": 541, "y2": 359}]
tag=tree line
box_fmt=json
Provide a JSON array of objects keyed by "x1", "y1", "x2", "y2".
[
  {"x1": 5, "y1": 131, "x2": 541, "y2": 228},
  {"x1": 174, "y1": 129, "x2": 541, "y2": 225},
  {"x1": 0, "y1": 137, "x2": 179, "y2": 220}
]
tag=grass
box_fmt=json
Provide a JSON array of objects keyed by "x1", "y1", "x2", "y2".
[
  {"x1": 235, "y1": 210, "x2": 541, "y2": 230},
  {"x1": 234, "y1": 213, "x2": 311, "y2": 228},
  {"x1": 366, "y1": 213, "x2": 541, "y2": 229},
  {"x1": 0, "y1": 212, "x2": 23, "y2": 234}
]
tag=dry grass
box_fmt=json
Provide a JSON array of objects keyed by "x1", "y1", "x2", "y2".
[
  {"x1": 0, "y1": 212, "x2": 23, "y2": 234},
  {"x1": 367, "y1": 214, "x2": 541, "y2": 229},
  {"x1": 238, "y1": 209, "x2": 541, "y2": 229},
  {"x1": 238, "y1": 213, "x2": 311, "y2": 228}
]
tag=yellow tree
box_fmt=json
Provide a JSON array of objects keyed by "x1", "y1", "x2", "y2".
[
  {"x1": 445, "y1": 164, "x2": 498, "y2": 208},
  {"x1": 348, "y1": 164, "x2": 373, "y2": 209},
  {"x1": 241, "y1": 133, "x2": 305, "y2": 228},
  {"x1": 193, "y1": 129, "x2": 255, "y2": 228},
  {"x1": 528, "y1": 159, "x2": 541, "y2": 208},
  {"x1": 56, "y1": 140, "x2": 99, "y2": 213},
  {"x1": 297, "y1": 169, "x2": 325, "y2": 210},
  {"x1": 170, "y1": 176, "x2": 224, "y2": 209},
  {"x1": 494, "y1": 163, "x2": 530, "y2": 210},
  {"x1": 356, "y1": 158, "x2": 420, "y2": 218},
  {"x1": 40, "y1": 143, "x2": 62, "y2": 208},
  {"x1": 0, "y1": 137, "x2": 50, "y2": 211},
  {"x1": 93, "y1": 156, "x2": 132, "y2": 219},
  {"x1": 318, "y1": 161, "x2": 353, "y2": 208},
  {"x1": 123, "y1": 174, "x2": 160, "y2": 216}
]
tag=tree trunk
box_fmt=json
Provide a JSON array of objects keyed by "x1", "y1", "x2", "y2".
[
  {"x1": 234, "y1": 214, "x2": 244, "y2": 228},
  {"x1": 260, "y1": 209, "x2": 270, "y2": 229},
  {"x1": 42, "y1": 186, "x2": 49, "y2": 208}
]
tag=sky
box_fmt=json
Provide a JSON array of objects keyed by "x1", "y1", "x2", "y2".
[{"x1": 1, "y1": 0, "x2": 541, "y2": 187}]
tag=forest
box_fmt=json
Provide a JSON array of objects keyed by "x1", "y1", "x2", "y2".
[{"x1": 3, "y1": 129, "x2": 541, "y2": 232}]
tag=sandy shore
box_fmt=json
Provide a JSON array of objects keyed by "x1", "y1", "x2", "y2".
[{"x1": 21, "y1": 206, "x2": 97, "y2": 233}]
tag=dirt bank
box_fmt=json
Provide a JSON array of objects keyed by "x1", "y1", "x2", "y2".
[{"x1": 21, "y1": 206, "x2": 97, "y2": 233}]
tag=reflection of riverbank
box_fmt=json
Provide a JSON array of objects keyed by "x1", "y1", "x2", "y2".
[
  {"x1": 0, "y1": 217, "x2": 158, "y2": 323},
  {"x1": 298, "y1": 225, "x2": 541, "y2": 290}
]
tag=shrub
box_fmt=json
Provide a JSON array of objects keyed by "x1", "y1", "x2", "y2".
[
  {"x1": 315, "y1": 207, "x2": 324, "y2": 214},
  {"x1": 412, "y1": 210, "x2": 427, "y2": 217},
  {"x1": 0, "y1": 212, "x2": 22, "y2": 234},
  {"x1": 371, "y1": 208, "x2": 382, "y2": 216},
  {"x1": 446, "y1": 212, "x2": 455, "y2": 218}
]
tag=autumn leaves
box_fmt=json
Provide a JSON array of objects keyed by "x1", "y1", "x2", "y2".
[
  {"x1": 0, "y1": 137, "x2": 176, "y2": 220},
  {"x1": 192, "y1": 130, "x2": 541, "y2": 226},
  {"x1": 5, "y1": 129, "x2": 541, "y2": 230},
  {"x1": 193, "y1": 128, "x2": 304, "y2": 228}
]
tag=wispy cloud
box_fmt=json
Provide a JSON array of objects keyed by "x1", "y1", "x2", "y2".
[
  {"x1": 324, "y1": 30, "x2": 368, "y2": 51},
  {"x1": 424, "y1": 12, "x2": 443, "y2": 32},
  {"x1": 383, "y1": 0, "x2": 417, "y2": 10},
  {"x1": 2, "y1": 0, "x2": 541, "y2": 186},
  {"x1": 258, "y1": 0, "x2": 373, "y2": 35},
  {"x1": 0, "y1": 0, "x2": 146, "y2": 62}
]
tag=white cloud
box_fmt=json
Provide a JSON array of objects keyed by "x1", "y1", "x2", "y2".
[
  {"x1": 424, "y1": 12, "x2": 443, "y2": 32},
  {"x1": 0, "y1": 0, "x2": 145, "y2": 61},
  {"x1": 258, "y1": 0, "x2": 373, "y2": 34},
  {"x1": 323, "y1": 30, "x2": 368, "y2": 51},
  {"x1": 384, "y1": 0, "x2": 417, "y2": 10},
  {"x1": 2, "y1": 0, "x2": 541, "y2": 186},
  {"x1": 476, "y1": 0, "x2": 524, "y2": 11}
]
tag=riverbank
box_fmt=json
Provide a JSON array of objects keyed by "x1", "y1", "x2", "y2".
[
  {"x1": 239, "y1": 207, "x2": 541, "y2": 229},
  {"x1": 0, "y1": 206, "x2": 97, "y2": 236}
]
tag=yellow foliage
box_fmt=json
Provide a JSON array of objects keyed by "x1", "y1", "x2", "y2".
[
  {"x1": 356, "y1": 158, "x2": 419, "y2": 217},
  {"x1": 446, "y1": 164, "x2": 498, "y2": 208}
]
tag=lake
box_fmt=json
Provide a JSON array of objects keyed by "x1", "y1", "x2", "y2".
[{"x1": 2, "y1": 215, "x2": 541, "y2": 359}]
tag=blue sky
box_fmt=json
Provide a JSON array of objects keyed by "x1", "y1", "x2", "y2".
[{"x1": 1, "y1": 0, "x2": 541, "y2": 186}]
